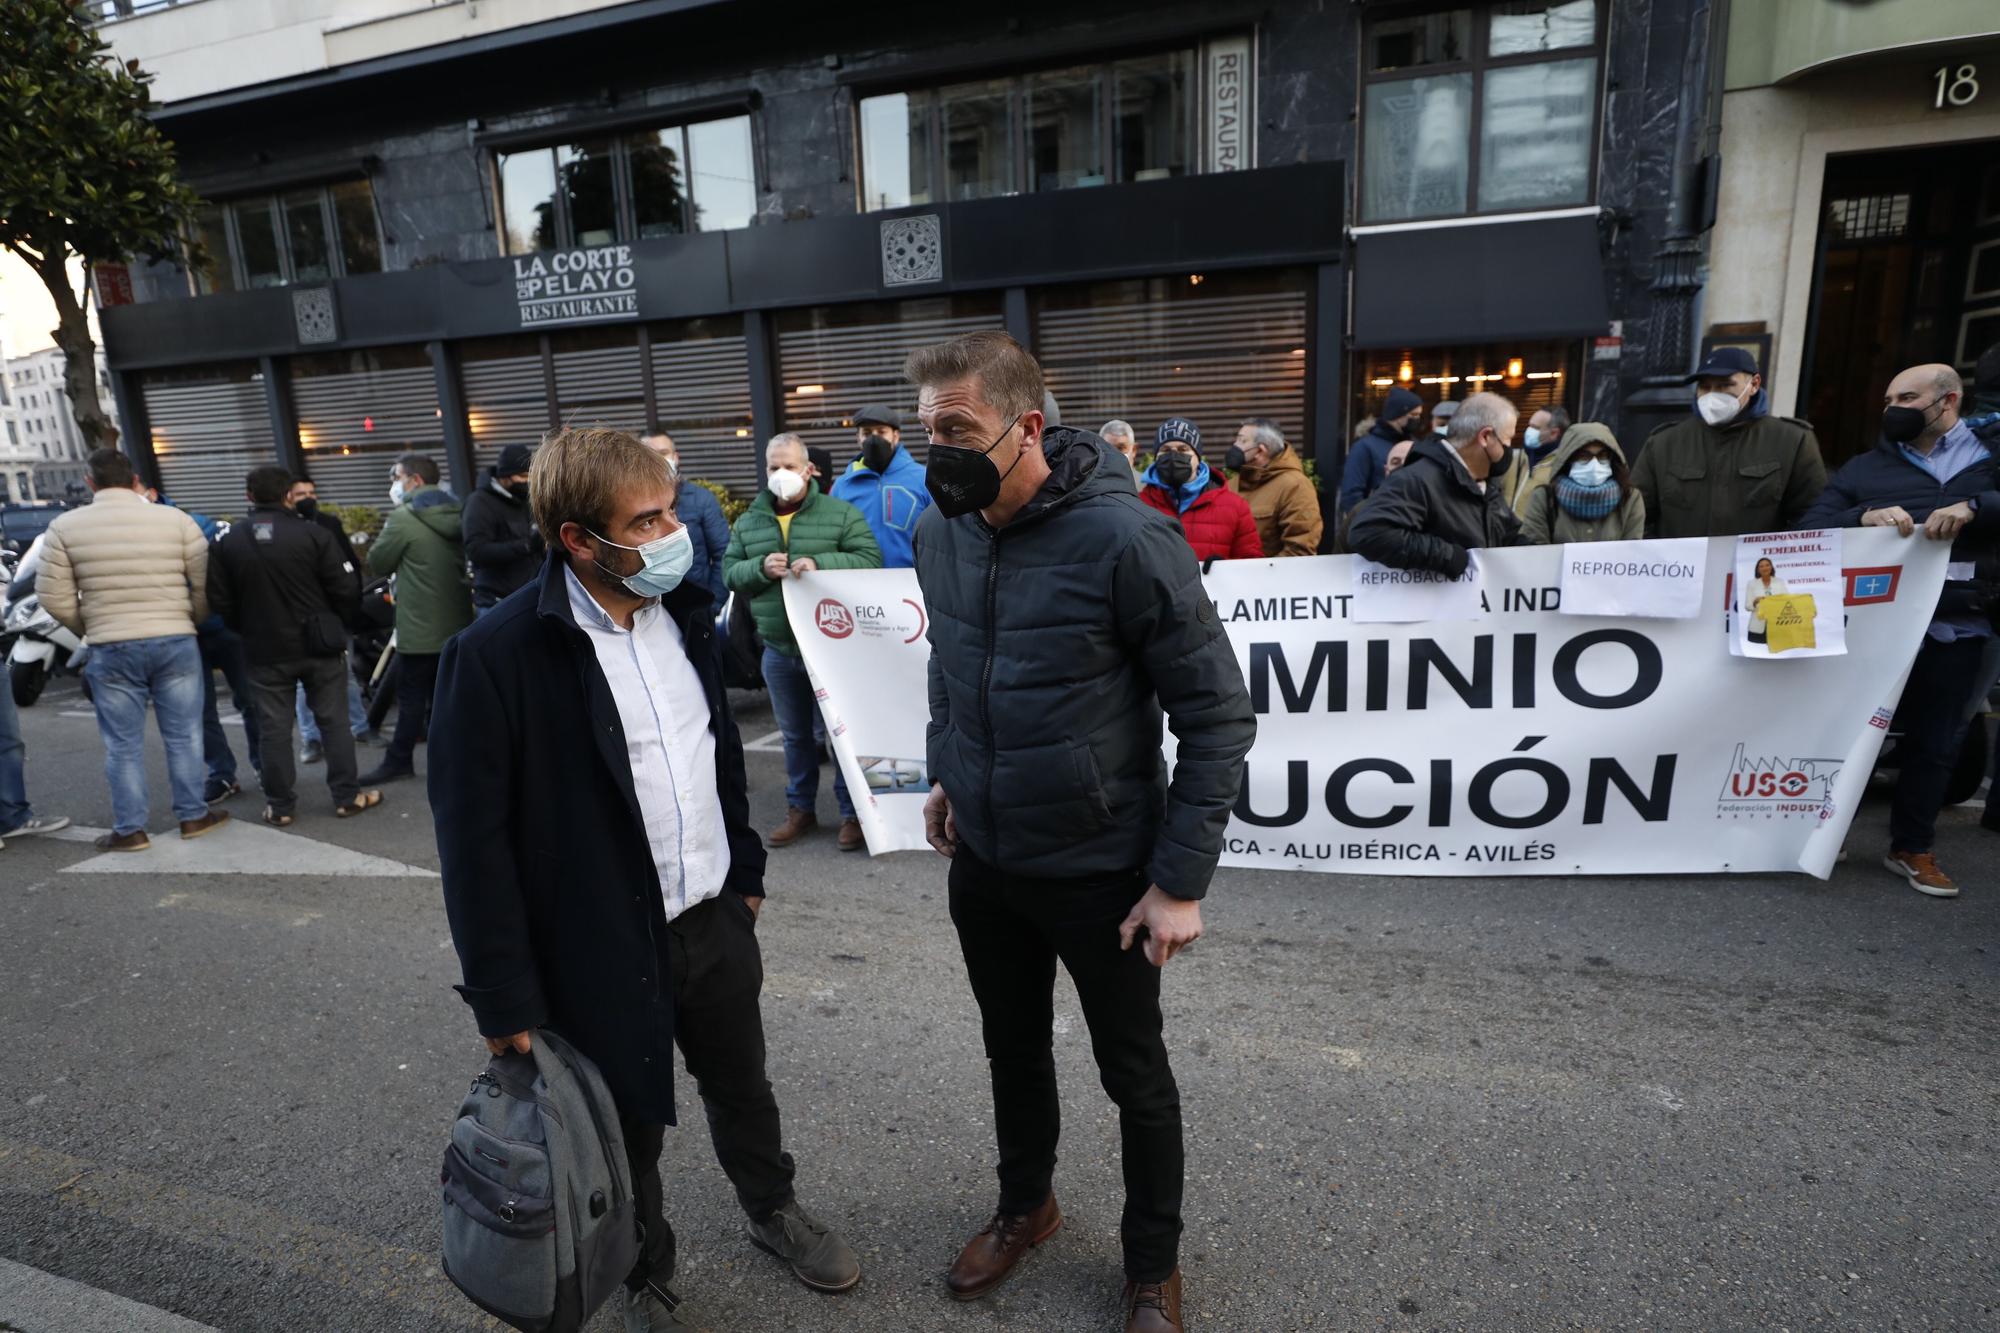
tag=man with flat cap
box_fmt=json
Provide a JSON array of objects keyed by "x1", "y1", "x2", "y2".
[
  {"x1": 1629, "y1": 345, "x2": 1826, "y2": 538},
  {"x1": 832, "y1": 404, "x2": 932, "y2": 568}
]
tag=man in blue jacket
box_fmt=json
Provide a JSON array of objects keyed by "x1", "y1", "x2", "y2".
[
  {"x1": 830, "y1": 403, "x2": 931, "y2": 568},
  {"x1": 1797, "y1": 363, "x2": 1999, "y2": 900},
  {"x1": 641, "y1": 429, "x2": 730, "y2": 604},
  {"x1": 1339, "y1": 386, "x2": 1426, "y2": 518}
]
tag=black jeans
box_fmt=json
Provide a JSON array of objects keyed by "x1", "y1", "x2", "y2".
[
  {"x1": 198, "y1": 624, "x2": 260, "y2": 784},
  {"x1": 383, "y1": 651, "x2": 439, "y2": 771},
  {"x1": 1891, "y1": 634, "x2": 1987, "y2": 853},
  {"x1": 949, "y1": 850, "x2": 1183, "y2": 1282},
  {"x1": 249, "y1": 656, "x2": 356, "y2": 814},
  {"x1": 620, "y1": 893, "x2": 797, "y2": 1292}
]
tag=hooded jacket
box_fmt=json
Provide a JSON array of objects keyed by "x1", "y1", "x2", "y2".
[
  {"x1": 1138, "y1": 467, "x2": 1263, "y2": 561},
  {"x1": 722, "y1": 481, "x2": 882, "y2": 656},
  {"x1": 913, "y1": 427, "x2": 1256, "y2": 898},
  {"x1": 1347, "y1": 435, "x2": 1523, "y2": 575},
  {"x1": 368, "y1": 483, "x2": 474, "y2": 654},
  {"x1": 1517, "y1": 423, "x2": 1647, "y2": 545},
  {"x1": 460, "y1": 470, "x2": 540, "y2": 605},
  {"x1": 1229, "y1": 446, "x2": 1324, "y2": 557},
  {"x1": 1628, "y1": 392, "x2": 1827, "y2": 538},
  {"x1": 830, "y1": 444, "x2": 932, "y2": 569}
]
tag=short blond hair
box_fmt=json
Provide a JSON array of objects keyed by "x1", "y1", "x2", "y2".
[{"x1": 530, "y1": 427, "x2": 673, "y2": 540}]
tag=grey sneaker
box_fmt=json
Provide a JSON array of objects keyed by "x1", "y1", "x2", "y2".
[
  {"x1": 1, "y1": 814, "x2": 68, "y2": 839},
  {"x1": 623, "y1": 1278, "x2": 694, "y2": 1331},
  {"x1": 746, "y1": 1199, "x2": 861, "y2": 1293}
]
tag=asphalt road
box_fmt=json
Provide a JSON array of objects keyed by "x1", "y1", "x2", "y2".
[{"x1": 1, "y1": 678, "x2": 1994, "y2": 1332}]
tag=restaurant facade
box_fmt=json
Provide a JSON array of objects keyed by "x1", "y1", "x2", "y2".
[{"x1": 92, "y1": 0, "x2": 1713, "y2": 519}]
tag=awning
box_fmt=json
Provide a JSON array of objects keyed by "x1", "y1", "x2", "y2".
[{"x1": 1351, "y1": 214, "x2": 1609, "y2": 348}]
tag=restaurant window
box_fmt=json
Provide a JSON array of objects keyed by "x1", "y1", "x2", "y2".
[
  {"x1": 775, "y1": 296, "x2": 1006, "y2": 463},
  {"x1": 1351, "y1": 340, "x2": 1581, "y2": 440},
  {"x1": 856, "y1": 45, "x2": 1221, "y2": 210},
  {"x1": 494, "y1": 114, "x2": 758, "y2": 255},
  {"x1": 290, "y1": 346, "x2": 443, "y2": 508},
  {"x1": 1034, "y1": 269, "x2": 1309, "y2": 466},
  {"x1": 1359, "y1": 1, "x2": 1603, "y2": 224},
  {"x1": 190, "y1": 179, "x2": 384, "y2": 295},
  {"x1": 140, "y1": 361, "x2": 276, "y2": 517}
]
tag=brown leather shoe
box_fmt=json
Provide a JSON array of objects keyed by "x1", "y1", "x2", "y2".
[
  {"x1": 836, "y1": 817, "x2": 865, "y2": 852},
  {"x1": 945, "y1": 1195, "x2": 1061, "y2": 1301},
  {"x1": 766, "y1": 808, "x2": 817, "y2": 847},
  {"x1": 94, "y1": 829, "x2": 151, "y2": 852},
  {"x1": 1123, "y1": 1268, "x2": 1184, "y2": 1331},
  {"x1": 179, "y1": 809, "x2": 231, "y2": 840}
]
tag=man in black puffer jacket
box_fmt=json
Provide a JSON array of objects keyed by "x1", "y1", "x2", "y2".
[
  {"x1": 460, "y1": 443, "x2": 543, "y2": 614},
  {"x1": 1348, "y1": 391, "x2": 1523, "y2": 573},
  {"x1": 1797, "y1": 363, "x2": 2000, "y2": 900},
  {"x1": 907, "y1": 332, "x2": 1254, "y2": 1333}
]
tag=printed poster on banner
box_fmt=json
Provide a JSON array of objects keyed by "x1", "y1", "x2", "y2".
[
  {"x1": 778, "y1": 580, "x2": 934, "y2": 854},
  {"x1": 1733, "y1": 530, "x2": 1845, "y2": 658},
  {"x1": 1350, "y1": 551, "x2": 1487, "y2": 623},
  {"x1": 783, "y1": 531, "x2": 1946, "y2": 879},
  {"x1": 1558, "y1": 538, "x2": 1707, "y2": 619}
]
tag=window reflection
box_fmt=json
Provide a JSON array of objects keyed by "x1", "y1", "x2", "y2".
[
  {"x1": 1115, "y1": 52, "x2": 1191, "y2": 183},
  {"x1": 1028, "y1": 66, "x2": 1102, "y2": 192},
  {"x1": 941, "y1": 80, "x2": 1012, "y2": 201},
  {"x1": 689, "y1": 116, "x2": 757, "y2": 231},
  {"x1": 560, "y1": 139, "x2": 617, "y2": 246},
  {"x1": 498, "y1": 148, "x2": 559, "y2": 254},
  {"x1": 192, "y1": 204, "x2": 235, "y2": 294},
  {"x1": 859, "y1": 91, "x2": 932, "y2": 209},
  {"x1": 628, "y1": 129, "x2": 686, "y2": 238},
  {"x1": 330, "y1": 180, "x2": 382, "y2": 275},
  {"x1": 282, "y1": 190, "x2": 331, "y2": 282},
  {"x1": 1478, "y1": 57, "x2": 1597, "y2": 210},
  {"x1": 234, "y1": 199, "x2": 283, "y2": 288},
  {"x1": 1362, "y1": 74, "x2": 1472, "y2": 221},
  {"x1": 1488, "y1": 0, "x2": 1597, "y2": 56}
]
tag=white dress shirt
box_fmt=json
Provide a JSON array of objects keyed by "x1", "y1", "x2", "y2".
[{"x1": 565, "y1": 564, "x2": 731, "y2": 921}]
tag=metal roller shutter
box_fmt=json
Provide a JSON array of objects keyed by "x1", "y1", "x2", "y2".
[
  {"x1": 651, "y1": 322, "x2": 756, "y2": 493},
  {"x1": 463, "y1": 336, "x2": 552, "y2": 476},
  {"x1": 291, "y1": 348, "x2": 444, "y2": 507},
  {"x1": 141, "y1": 362, "x2": 276, "y2": 518},
  {"x1": 552, "y1": 329, "x2": 646, "y2": 441}
]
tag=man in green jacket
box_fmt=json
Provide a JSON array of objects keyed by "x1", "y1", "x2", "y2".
[
  {"x1": 724, "y1": 432, "x2": 882, "y2": 851},
  {"x1": 1629, "y1": 347, "x2": 1827, "y2": 538},
  {"x1": 363, "y1": 453, "x2": 474, "y2": 784}
]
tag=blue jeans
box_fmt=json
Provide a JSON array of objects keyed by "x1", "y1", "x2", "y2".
[
  {"x1": 199, "y1": 624, "x2": 259, "y2": 784},
  {"x1": 0, "y1": 676, "x2": 32, "y2": 832},
  {"x1": 296, "y1": 668, "x2": 368, "y2": 743},
  {"x1": 760, "y1": 646, "x2": 853, "y2": 820},
  {"x1": 84, "y1": 636, "x2": 209, "y2": 834}
]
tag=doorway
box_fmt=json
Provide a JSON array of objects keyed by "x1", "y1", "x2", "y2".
[{"x1": 1801, "y1": 139, "x2": 2000, "y2": 467}]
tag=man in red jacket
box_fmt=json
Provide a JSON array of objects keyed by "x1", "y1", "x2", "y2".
[{"x1": 1137, "y1": 418, "x2": 1262, "y2": 561}]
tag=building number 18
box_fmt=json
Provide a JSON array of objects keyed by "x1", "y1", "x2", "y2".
[{"x1": 1932, "y1": 64, "x2": 1979, "y2": 110}]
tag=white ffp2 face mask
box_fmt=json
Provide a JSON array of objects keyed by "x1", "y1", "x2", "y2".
[
  {"x1": 767, "y1": 468, "x2": 807, "y2": 503},
  {"x1": 1696, "y1": 391, "x2": 1743, "y2": 427}
]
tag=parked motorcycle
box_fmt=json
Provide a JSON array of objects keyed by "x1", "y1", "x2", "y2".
[{"x1": 5, "y1": 582, "x2": 88, "y2": 706}]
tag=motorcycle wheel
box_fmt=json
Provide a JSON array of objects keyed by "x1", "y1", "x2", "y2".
[{"x1": 10, "y1": 658, "x2": 49, "y2": 707}]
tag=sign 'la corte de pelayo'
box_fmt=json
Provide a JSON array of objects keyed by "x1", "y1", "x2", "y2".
[{"x1": 780, "y1": 531, "x2": 1949, "y2": 880}]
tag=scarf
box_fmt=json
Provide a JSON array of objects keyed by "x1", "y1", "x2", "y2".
[
  {"x1": 1143, "y1": 460, "x2": 1213, "y2": 513},
  {"x1": 1554, "y1": 473, "x2": 1622, "y2": 521}
]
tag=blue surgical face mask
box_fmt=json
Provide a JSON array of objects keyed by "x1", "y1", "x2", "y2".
[
  {"x1": 1523, "y1": 426, "x2": 1542, "y2": 451},
  {"x1": 590, "y1": 523, "x2": 692, "y2": 598},
  {"x1": 1570, "y1": 457, "x2": 1613, "y2": 487}
]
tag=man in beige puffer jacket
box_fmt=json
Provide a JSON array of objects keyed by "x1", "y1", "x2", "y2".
[{"x1": 39, "y1": 449, "x2": 229, "y2": 851}]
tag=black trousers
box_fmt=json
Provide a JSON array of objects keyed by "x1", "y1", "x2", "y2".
[
  {"x1": 949, "y1": 850, "x2": 1183, "y2": 1283},
  {"x1": 383, "y1": 651, "x2": 439, "y2": 770},
  {"x1": 619, "y1": 892, "x2": 797, "y2": 1291},
  {"x1": 1890, "y1": 634, "x2": 1986, "y2": 853},
  {"x1": 197, "y1": 624, "x2": 260, "y2": 783},
  {"x1": 249, "y1": 656, "x2": 356, "y2": 814}
]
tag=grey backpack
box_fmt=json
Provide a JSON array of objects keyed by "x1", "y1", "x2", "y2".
[{"x1": 440, "y1": 1029, "x2": 640, "y2": 1331}]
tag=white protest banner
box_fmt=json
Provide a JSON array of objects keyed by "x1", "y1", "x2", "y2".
[
  {"x1": 1559, "y1": 538, "x2": 1707, "y2": 619},
  {"x1": 786, "y1": 531, "x2": 1948, "y2": 879},
  {"x1": 1350, "y1": 551, "x2": 1487, "y2": 623},
  {"x1": 1733, "y1": 529, "x2": 1845, "y2": 658}
]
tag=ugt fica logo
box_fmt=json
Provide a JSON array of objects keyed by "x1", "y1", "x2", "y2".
[
  {"x1": 1715, "y1": 743, "x2": 1840, "y2": 819},
  {"x1": 815, "y1": 600, "x2": 855, "y2": 639}
]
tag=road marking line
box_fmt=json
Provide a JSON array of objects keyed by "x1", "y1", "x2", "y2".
[
  {"x1": 742, "y1": 727, "x2": 786, "y2": 752},
  {"x1": 0, "y1": 1256, "x2": 218, "y2": 1332},
  {"x1": 56, "y1": 823, "x2": 435, "y2": 878}
]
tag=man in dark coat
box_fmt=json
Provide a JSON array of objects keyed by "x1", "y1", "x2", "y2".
[
  {"x1": 1349, "y1": 391, "x2": 1524, "y2": 573},
  {"x1": 286, "y1": 476, "x2": 376, "y2": 754},
  {"x1": 1339, "y1": 386, "x2": 1425, "y2": 516},
  {"x1": 1797, "y1": 363, "x2": 1999, "y2": 899},
  {"x1": 429, "y1": 428, "x2": 859, "y2": 1328},
  {"x1": 908, "y1": 332, "x2": 1255, "y2": 1333},
  {"x1": 208, "y1": 466, "x2": 378, "y2": 824},
  {"x1": 460, "y1": 442, "x2": 543, "y2": 614}
]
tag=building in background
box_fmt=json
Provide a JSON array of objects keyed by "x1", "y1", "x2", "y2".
[
  {"x1": 0, "y1": 345, "x2": 108, "y2": 502},
  {"x1": 85, "y1": 0, "x2": 1718, "y2": 518},
  {"x1": 1705, "y1": 0, "x2": 2000, "y2": 467}
]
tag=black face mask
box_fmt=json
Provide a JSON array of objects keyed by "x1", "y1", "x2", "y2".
[
  {"x1": 860, "y1": 434, "x2": 897, "y2": 474},
  {"x1": 1154, "y1": 453, "x2": 1195, "y2": 488},
  {"x1": 507, "y1": 481, "x2": 530, "y2": 501},
  {"x1": 1222, "y1": 444, "x2": 1248, "y2": 472},
  {"x1": 1881, "y1": 399, "x2": 1941, "y2": 444},
  {"x1": 293, "y1": 497, "x2": 319, "y2": 521},
  {"x1": 1487, "y1": 444, "x2": 1514, "y2": 479},
  {"x1": 925, "y1": 413, "x2": 1023, "y2": 518}
]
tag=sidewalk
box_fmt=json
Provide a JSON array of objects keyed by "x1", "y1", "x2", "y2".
[{"x1": 0, "y1": 1258, "x2": 217, "y2": 1333}]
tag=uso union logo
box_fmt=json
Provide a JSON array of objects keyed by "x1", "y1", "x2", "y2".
[
  {"x1": 815, "y1": 600, "x2": 856, "y2": 639},
  {"x1": 1715, "y1": 743, "x2": 1841, "y2": 820}
]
